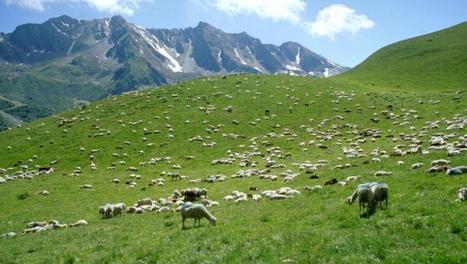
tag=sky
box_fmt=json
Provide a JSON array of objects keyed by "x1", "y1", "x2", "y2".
[{"x1": 0, "y1": 0, "x2": 466, "y2": 67}]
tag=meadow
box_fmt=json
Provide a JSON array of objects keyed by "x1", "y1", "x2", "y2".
[{"x1": 0, "y1": 74, "x2": 465, "y2": 263}]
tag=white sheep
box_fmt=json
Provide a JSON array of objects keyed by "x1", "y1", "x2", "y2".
[
  {"x1": 371, "y1": 183, "x2": 389, "y2": 209},
  {"x1": 137, "y1": 198, "x2": 153, "y2": 207},
  {"x1": 456, "y1": 187, "x2": 467, "y2": 202},
  {"x1": 112, "y1": 203, "x2": 126, "y2": 217},
  {"x1": 411, "y1": 163, "x2": 423, "y2": 169},
  {"x1": 304, "y1": 185, "x2": 322, "y2": 192},
  {"x1": 1, "y1": 232, "x2": 16, "y2": 239},
  {"x1": 234, "y1": 196, "x2": 248, "y2": 203},
  {"x1": 223, "y1": 195, "x2": 235, "y2": 201},
  {"x1": 180, "y1": 203, "x2": 216, "y2": 229},
  {"x1": 347, "y1": 183, "x2": 375, "y2": 216},
  {"x1": 252, "y1": 194, "x2": 262, "y2": 202},
  {"x1": 69, "y1": 219, "x2": 88, "y2": 227},
  {"x1": 374, "y1": 171, "x2": 392, "y2": 177}
]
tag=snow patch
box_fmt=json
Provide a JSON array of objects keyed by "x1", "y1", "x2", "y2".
[
  {"x1": 133, "y1": 25, "x2": 183, "y2": 72},
  {"x1": 285, "y1": 64, "x2": 301, "y2": 71},
  {"x1": 67, "y1": 39, "x2": 76, "y2": 55},
  {"x1": 326, "y1": 59, "x2": 339, "y2": 68},
  {"x1": 51, "y1": 23, "x2": 68, "y2": 37},
  {"x1": 217, "y1": 50, "x2": 222, "y2": 63},
  {"x1": 60, "y1": 21, "x2": 69, "y2": 27},
  {"x1": 254, "y1": 66, "x2": 262, "y2": 73},
  {"x1": 295, "y1": 47, "x2": 301, "y2": 65},
  {"x1": 234, "y1": 48, "x2": 247, "y2": 65}
]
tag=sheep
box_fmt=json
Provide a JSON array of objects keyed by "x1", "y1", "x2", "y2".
[
  {"x1": 112, "y1": 203, "x2": 126, "y2": 217},
  {"x1": 347, "y1": 184, "x2": 375, "y2": 217},
  {"x1": 223, "y1": 195, "x2": 235, "y2": 201},
  {"x1": 1, "y1": 232, "x2": 16, "y2": 239},
  {"x1": 180, "y1": 203, "x2": 216, "y2": 229},
  {"x1": 428, "y1": 165, "x2": 447, "y2": 173},
  {"x1": 456, "y1": 187, "x2": 467, "y2": 202},
  {"x1": 431, "y1": 159, "x2": 450, "y2": 166},
  {"x1": 374, "y1": 171, "x2": 392, "y2": 177},
  {"x1": 26, "y1": 221, "x2": 47, "y2": 228},
  {"x1": 80, "y1": 184, "x2": 93, "y2": 189},
  {"x1": 345, "y1": 175, "x2": 360, "y2": 183},
  {"x1": 324, "y1": 178, "x2": 337, "y2": 185},
  {"x1": 371, "y1": 183, "x2": 389, "y2": 209},
  {"x1": 252, "y1": 194, "x2": 262, "y2": 202},
  {"x1": 69, "y1": 219, "x2": 88, "y2": 227},
  {"x1": 446, "y1": 166, "x2": 467, "y2": 176},
  {"x1": 38, "y1": 190, "x2": 49, "y2": 196},
  {"x1": 304, "y1": 185, "x2": 322, "y2": 192},
  {"x1": 234, "y1": 196, "x2": 248, "y2": 203},
  {"x1": 24, "y1": 226, "x2": 46, "y2": 233},
  {"x1": 157, "y1": 206, "x2": 173, "y2": 213},
  {"x1": 269, "y1": 194, "x2": 288, "y2": 200},
  {"x1": 137, "y1": 198, "x2": 153, "y2": 207},
  {"x1": 411, "y1": 163, "x2": 423, "y2": 169},
  {"x1": 102, "y1": 205, "x2": 113, "y2": 219}
]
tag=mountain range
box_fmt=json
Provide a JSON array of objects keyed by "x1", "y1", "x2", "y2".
[{"x1": 0, "y1": 15, "x2": 347, "y2": 129}]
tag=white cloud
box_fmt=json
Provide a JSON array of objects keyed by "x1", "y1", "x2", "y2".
[
  {"x1": 202, "y1": 0, "x2": 307, "y2": 23},
  {"x1": 3, "y1": 0, "x2": 152, "y2": 15},
  {"x1": 304, "y1": 4, "x2": 374, "y2": 40}
]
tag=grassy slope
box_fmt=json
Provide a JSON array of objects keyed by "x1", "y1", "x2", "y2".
[
  {"x1": 339, "y1": 22, "x2": 467, "y2": 91},
  {"x1": 0, "y1": 74, "x2": 465, "y2": 263}
]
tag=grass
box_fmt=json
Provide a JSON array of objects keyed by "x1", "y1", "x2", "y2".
[
  {"x1": 339, "y1": 22, "x2": 467, "y2": 91},
  {"x1": 0, "y1": 74, "x2": 465, "y2": 263}
]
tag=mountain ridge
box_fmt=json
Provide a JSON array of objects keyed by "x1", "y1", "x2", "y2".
[{"x1": 0, "y1": 15, "x2": 347, "y2": 129}]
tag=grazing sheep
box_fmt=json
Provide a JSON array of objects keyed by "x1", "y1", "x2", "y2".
[
  {"x1": 112, "y1": 203, "x2": 126, "y2": 217},
  {"x1": 304, "y1": 185, "x2": 322, "y2": 192},
  {"x1": 428, "y1": 165, "x2": 447, "y2": 173},
  {"x1": 180, "y1": 203, "x2": 216, "y2": 229},
  {"x1": 269, "y1": 194, "x2": 288, "y2": 200},
  {"x1": 411, "y1": 163, "x2": 423, "y2": 169},
  {"x1": 252, "y1": 194, "x2": 262, "y2": 202},
  {"x1": 223, "y1": 195, "x2": 235, "y2": 201},
  {"x1": 345, "y1": 175, "x2": 360, "y2": 183},
  {"x1": 374, "y1": 171, "x2": 392, "y2": 177},
  {"x1": 234, "y1": 195, "x2": 248, "y2": 203},
  {"x1": 38, "y1": 190, "x2": 49, "y2": 196},
  {"x1": 80, "y1": 184, "x2": 93, "y2": 189},
  {"x1": 24, "y1": 226, "x2": 46, "y2": 233},
  {"x1": 324, "y1": 178, "x2": 337, "y2": 185},
  {"x1": 69, "y1": 219, "x2": 88, "y2": 227},
  {"x1": 202, "y1": 199, "x2": 220, "y2": 207},
  {"x1": 371, "y1": 183, "x2": 389, "y2": 209},
  {"x1": 137, "y1": 198, "x2": 153, "y2": 207},
  {"x1": 103, "y1": 205, "x2": 113, "y2": 219},
  {"x1": 431, "y1": 159, "x2": 450, "y2": 166},
  {"x1": 1, "y1": 232, "x2": 16, "y2": 239},
  {"x1": 446, "y1": 166, "x2": 467, "y2": 176},
  {"x1": 347, "y1": 184, "x2": 375, "y2": 217},
  {"x1": 456, "y1": 187, "x2": 467, "y2": 202}
]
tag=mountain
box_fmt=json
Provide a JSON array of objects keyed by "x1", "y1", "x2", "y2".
[
  {"x1": 341, "y1": 22, "x2": 467, "y2": 90},
  {"x1": 0, "y1": 15, "x2": 347, "y2": 129}
]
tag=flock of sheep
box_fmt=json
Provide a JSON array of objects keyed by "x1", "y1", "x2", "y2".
[{"x1": 1, "y1": 76, "x2": 466, "y2": 238}]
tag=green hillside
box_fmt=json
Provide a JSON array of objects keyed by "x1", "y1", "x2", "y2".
[
  {"x1": 0, "y1": 74, "x2": 465, "y2": 263},
  {"x1": 340, "y1": 22, "x2": 467, "y2": 90}
]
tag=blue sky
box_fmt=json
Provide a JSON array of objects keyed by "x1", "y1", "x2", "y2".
[{"x1": 0, "y1": 0, "x2": 466, "y2": 67}]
